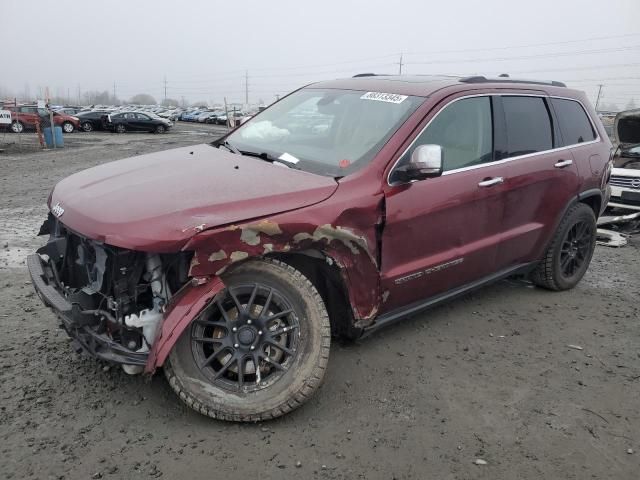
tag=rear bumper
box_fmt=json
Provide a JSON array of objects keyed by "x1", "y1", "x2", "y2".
[{"x1": 27, "y1": 253, "x2": 148, "y2": 365}]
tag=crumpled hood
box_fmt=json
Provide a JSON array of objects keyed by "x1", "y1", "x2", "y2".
[{"x1": 50, "y1": 144, "x2": 338, "y2": 251}]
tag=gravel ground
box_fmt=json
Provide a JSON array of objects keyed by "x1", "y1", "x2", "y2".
[{"x1": 1, "y1": 123, "x2": 638, "y2": 480}]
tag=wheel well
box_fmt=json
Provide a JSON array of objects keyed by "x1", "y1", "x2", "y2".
[
  {"x1": 579, "y1": 194, "x2": 601, "y2": 218},
  {"x1": 269, "y1": 251, "x2": 361, "y2": 340}
]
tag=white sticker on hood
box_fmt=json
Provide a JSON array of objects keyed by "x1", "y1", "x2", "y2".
[{"x1": 360, "y1": 92, "x2": 408, "y2": 104}]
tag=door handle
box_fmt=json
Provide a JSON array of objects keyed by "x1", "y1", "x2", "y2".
[
  {"x1": 554, "y1": 159, "x2": 573, "y2": 168},
  {"x1": 478, "y1": 177, "x2": 504, "y2": 187}
]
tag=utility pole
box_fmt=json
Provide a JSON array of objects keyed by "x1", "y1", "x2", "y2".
[
  {"x1": 163, "y1": 75, "x2": 168, "y2": 103},
  {"x1": 113, "y1": 81, "x2": 117, "y2": 104},
  {"x1": 77, "y1": 85, "x2": 81, "y2": 105},
  {"x1": 595, "y1": 84, "x2": 604, "y2": 111},
  {"x1": 244, "y1": 70, "x2": 249, "y2": 106},
  {"x1": 397, "y1": 53, "x2": 404, "y2": 75}
]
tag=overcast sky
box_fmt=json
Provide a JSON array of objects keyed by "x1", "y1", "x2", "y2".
[{"x1": 1, "y1": 0, "x2": 639, "y2": 109}]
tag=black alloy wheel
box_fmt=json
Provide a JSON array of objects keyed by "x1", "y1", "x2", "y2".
[
  {"x1": 165, "y1": 258, "x2": 330, "y2": 421},
  {"x1": 559, "y1": 220, "x2": 594, "y2": 278},
  {"x1": 190, "y1": 283, "x2": 300, "y2": 392}
]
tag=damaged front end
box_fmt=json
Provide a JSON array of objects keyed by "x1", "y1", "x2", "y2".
[{"x1": 28, "y1": 214, "x2": 192, "y2": 373}]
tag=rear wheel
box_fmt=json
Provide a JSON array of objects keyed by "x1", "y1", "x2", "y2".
[
  {"x1": 10, "y1": 121, "x2": 24, "y2": 133},
  {"x1": 165, "y1": 258, "x2": 331, "y2": 421},
  {"x1": 115, "y1": 124, "x2": 126, "y2": 133},
  {"x1": 530, "y1": 203, "x2": 596, "y2": 290},
  {"x1": 62, "y1": 121, "x2": 74, "y2": 133}
]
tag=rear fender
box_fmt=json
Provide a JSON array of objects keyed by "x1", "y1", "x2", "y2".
[{"x1": 145, "y1": 276, "x2": 225, "y2": 373}]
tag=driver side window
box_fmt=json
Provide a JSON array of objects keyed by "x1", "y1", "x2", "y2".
[{"x1": 394, "y1": 96, "x2": 493, "y2": 180}]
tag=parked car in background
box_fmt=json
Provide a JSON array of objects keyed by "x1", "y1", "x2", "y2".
[
  {"x1": 4, "y1": 105, "x2": 80, "y2": 133},
  {"x1": 158, "y1": 109, "x2": 180, "y2": 122},
  {"x1": 105, "y1": 111, "x2": 172, "y2": 133},
  {"x1": 182, "y1": 110, "x2": 204, "y2": 122},
  {"x1": 609, "y1": 109, "x2": 640, "y2": 211},
  {"x1": 76, "y1": 110, "x2": 110, "y2": 132},
  {"x1": 28, "y1": 75, "x2": 611, "y2": 421},
  {"x1": 205, "y1": 111, "x2": 225, "y2": 124},
  {"x1": 55, "y1": 107, "x2": 84, "y2": 116},
  {"x1": 53, "y1": 111, "x2": 81, "y2": 133},
  {"x1": 196, "y1": 111, "x2": 217, "y2": 123}
]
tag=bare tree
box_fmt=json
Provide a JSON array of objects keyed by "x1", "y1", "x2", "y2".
[
  {"x1": 161, "y1": 98, "x2": 179, "y2": 107},
  {"x1": 130, "y1": 93, "x2": 157, "y2": 105}
]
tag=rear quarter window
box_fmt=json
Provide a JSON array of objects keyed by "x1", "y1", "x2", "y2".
[
  {"x1": 551, "y1": 98, "x2": 596, "y2": 146},
  {"x1": 502, "y1": 96, "x2": 553, "y2": 158}
]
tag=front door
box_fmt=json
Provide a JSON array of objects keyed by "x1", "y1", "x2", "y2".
[{"x1": 380, "y1": 95, "x2": 508, "y2": 313}]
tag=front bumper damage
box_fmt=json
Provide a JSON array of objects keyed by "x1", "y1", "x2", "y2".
[
  {"x1": 27, "y1": 253, "x2": 149, "y2": 365},
  {"x1": 27, "y1": 216, "x2": 227, "y2": 373}
]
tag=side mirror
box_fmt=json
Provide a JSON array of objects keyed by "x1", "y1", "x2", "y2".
[{"x1": 394, "y1": 144, "x2": 443, "y2": 182}]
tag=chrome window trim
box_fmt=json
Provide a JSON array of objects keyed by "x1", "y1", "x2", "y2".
[{"x1": 387, "y1": 93, "x2": 602, "y2": 185}]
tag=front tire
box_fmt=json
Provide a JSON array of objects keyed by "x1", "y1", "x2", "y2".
[
  {"x1": 10, "y1": 121, "x2": 24, "y2": 133},
  {"x1": 62, "y1": 121, "x2": 74, "y2": 133},
  {"x1": 155, "y1": 124, "x2": 165, "y2": 134},
  {"x1": 530, "y1": 203, "x2": 596, "y2": 291},
  {"x1": 165, "y1": 258, "x2": 331, "y2": 421},
  {"x1": 81, "y1": 121, "x2": 93, "y2": 132},
  {"x1": 115, "y1": 124, "x2": 126, "y2": 133}
]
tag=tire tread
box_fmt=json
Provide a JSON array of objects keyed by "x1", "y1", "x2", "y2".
[{"x1": 164, "y1": 258, "x2": 330, "y2": 422}]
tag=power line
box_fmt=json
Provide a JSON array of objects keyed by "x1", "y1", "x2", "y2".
[
  {"x1": 403, "y1": 32, "x2": 640, "y2": 56},
  {"x1": 409, "y1": 45, "x2": 640, "y2": 65}
]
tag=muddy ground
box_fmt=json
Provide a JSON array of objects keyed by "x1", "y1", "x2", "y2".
[{"x1": 0, "y1": 123, "x2": 638, "y2": 480}]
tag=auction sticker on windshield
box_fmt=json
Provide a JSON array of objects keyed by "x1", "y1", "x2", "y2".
[{"x1": 360, "y1": 92, "x2": 408, "y2": 104}]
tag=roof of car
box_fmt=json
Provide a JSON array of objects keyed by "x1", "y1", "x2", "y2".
[{"x1": 310, "y1": 74, "x2": 571, "y2": 97}]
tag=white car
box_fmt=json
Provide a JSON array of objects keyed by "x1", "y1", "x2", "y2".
[{"x1": 609, "y1": 109, "x2": 640, "y2": 211}]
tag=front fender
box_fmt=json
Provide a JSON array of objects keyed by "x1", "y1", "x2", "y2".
[
  {"x1": 145, "y1": 276, "x2": 225, "y2": 373},
  {"x1": 183, "y1": 216, "x2": 382, "y2": 324}
]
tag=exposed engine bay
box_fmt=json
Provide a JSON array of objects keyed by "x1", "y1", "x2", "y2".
[{"x1": 34, "y1": 214, "x2": 191, "y2": 373}]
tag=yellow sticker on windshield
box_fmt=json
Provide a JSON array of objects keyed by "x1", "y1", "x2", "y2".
[{"x1": 360, "y1": 92, "x2": 408, "y2": 104}]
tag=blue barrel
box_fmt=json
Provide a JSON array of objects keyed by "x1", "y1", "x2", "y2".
[{"x1": 43, "y1": 126, "x2": 64, "y2": 148}]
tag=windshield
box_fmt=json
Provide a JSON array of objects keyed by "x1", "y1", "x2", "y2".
[{"x1": 223, "y1": 88, "x2": 423, "y2": 177}]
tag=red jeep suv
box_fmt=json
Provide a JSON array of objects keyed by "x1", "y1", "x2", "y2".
[{"x1": 27, "y1": 75, "x2": 611, "y2": 421}]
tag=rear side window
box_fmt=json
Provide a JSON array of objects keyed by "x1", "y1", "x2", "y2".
[
  {"x1": 551, "y1": 98, "x2": 596, "y2": 145},
  {"x1": 502, "y1": 96, "x2": 553, "y2": 158}
]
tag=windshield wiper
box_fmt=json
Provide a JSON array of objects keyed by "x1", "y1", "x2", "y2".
[
  {"x1": 217, "y1": 139, "x2": 240, "y2": 154},
  {"x1": 239, "y1": 150, "x2": 300, "y2": 169}
]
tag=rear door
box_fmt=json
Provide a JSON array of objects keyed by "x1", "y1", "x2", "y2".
[
  {"x1": 496, "y1": 94, "x2": 581, "y2": 267},
  {"x1": 380, "y1": 94, "x2": 509, "y2": 312}
]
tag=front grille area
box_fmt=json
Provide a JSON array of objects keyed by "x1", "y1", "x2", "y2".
[{"x1": 610, "y1": 175, "x2": 640, "y2": 189}]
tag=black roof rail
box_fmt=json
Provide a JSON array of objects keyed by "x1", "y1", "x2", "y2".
[
  {"x1": 352, "y1": 73, "x2": 378, "y2": 77},
  {"x1": 459, "y1": 75, "x2": 566, "y2": 88}
]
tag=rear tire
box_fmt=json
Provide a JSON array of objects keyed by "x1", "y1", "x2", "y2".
[
  {"x1": 165, "y1": 258, "x2": 331, "y2": 421},
  {"x1": 530, "y1": 203, "x2": 596, "y2": 291}
]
